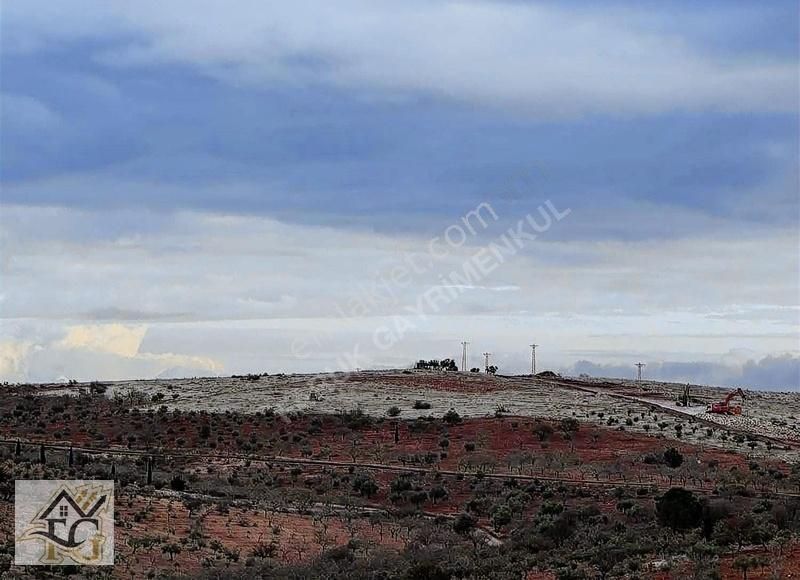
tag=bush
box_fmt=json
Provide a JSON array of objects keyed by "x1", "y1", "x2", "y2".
[
  {"x1": 491, "y1": 504, "x2": 513, "y2": 531},
  {"x1": 390, "y1": 475, "x2": 413, "y2": 494},
  {"x1": 643, "y1": 453, "x2": 660, "y2": 465},
  {"x1": 250, "y1": 541, "x2": 278, "y2": 559},
  {"x1": 413, "y1": 400, "x2": 432, "y2": 410},
  {"x1": 452, "y1": 513, "x2": 476, "y2": 535},
  {"x1": 428, "y1": 485, "x2": 448, "y2": 503},
  {"x1": 540, "y1": 501, "x2": 564, "y2": 516},
  {"x1": 656, "y1": 488, "x2": 703, "y2": 530},
  {"x1": 170, "y1": 475, "x2": 186, "y2": 492},
  {"x1": 406, "y1": 562, "x2": 449, "y2": 580},
  {"x1": 443, "y1": 409, "x2": 461, "y2": 424},
  {"x1": 352, "y1": 473, "x2": 379, "y2": 498},
  {"x1": 663, "y1": 447, "x2": 684, "y2": 468},
  {"x1": 387, "y1": 406, "x2": 402, "y2": 417},
  {"x1": 341, "y1": 408, "x2": 372, "y2": 429},
  {"x1": 560, "y1": 418, "x2": 580, "y2": 433},
  {"x1": 533, "y1": 423, "x2": 554, "y2": 442}
]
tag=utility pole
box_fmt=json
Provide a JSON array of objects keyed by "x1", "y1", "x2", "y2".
[
  {"x1": 529, "y1": 343, "x2": 539, "y2": 375},
  {"x1": 461, "y1": 341, "x2": 469, "y2": 372},
  {"x1": 636, "y1": 362, "x2": 646, "y2": 381},
  {"x1": 483, "y1": 352, "x2": 491, "y2": 373}
]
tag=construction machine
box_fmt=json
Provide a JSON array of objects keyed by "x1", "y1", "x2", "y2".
[{"x1": 709, "y1": 388, "x2": 746, "y2": 415}]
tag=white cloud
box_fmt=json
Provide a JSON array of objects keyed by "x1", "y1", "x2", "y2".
[
  {"x1": 0, "y1": 322, "x2": 222, "y2": 383},
  {"x1": 57, "y1": 324, "x2": 146, "y2": 357},
  {"x1": 0, "y1": 204, "x2": 797, "y2": 381},
  {"x1": 0, "y1": 340, "x2": 33, "y2": 379},
  {"x1": 3, "y1": 1, "x2": 797, "y2": 117}
]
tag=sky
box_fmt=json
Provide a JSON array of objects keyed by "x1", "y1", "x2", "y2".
[{"x1": 1, "y1": 1, "x2": 798, "y2": 388}]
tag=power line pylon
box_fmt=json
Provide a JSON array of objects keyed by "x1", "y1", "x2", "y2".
[
  {"x1": 482, "y1": 352, "x2": 491, "y2": 373},
  {"x1": 461, "y1": 341, "x2": 469, "y2": 372},
  {"x1": 529, "y1": 343, "x2": 538, "y2": 375},
  {"x1": 636, "y1": 362, "x2": 646, "y2": 381}
]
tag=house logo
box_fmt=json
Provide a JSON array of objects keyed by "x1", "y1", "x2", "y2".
[{"x1": 15, "y1": 480, "x2": 114, "y2": 565}]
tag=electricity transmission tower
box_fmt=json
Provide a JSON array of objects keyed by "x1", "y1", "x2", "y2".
[
  {"x1": 529, "y1": 343, "x2": 538, "y2": 375},
  {"x1": 483, "y1": 352, "x2": 492, "y2": 373},
  {"x1": 636, "y1": 362, "x2": 646, "y2": 381},
  {"x1": 461, "y1": 341, "x2": 469, "y2": 372}
]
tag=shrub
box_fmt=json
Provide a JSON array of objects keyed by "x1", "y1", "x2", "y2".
[
  {"x1": 390, "y1": 475, "x2": 413, "y2": 494},
  {"x1": 643, "y1": 453, "x2": 660, "y2": 465},
  {"x1": 170, "y1": 475, "x2": 186, "y2": 491},
  {"x1": 341, "y1": 408, "x2": 373, "y2": 429},
  {"x1": 352, "y1": 473, "x2": 379, "y2": 498},
  {"x1": 452, "y1": 513, "x2": 476, "y2": 535},
  {"x1": 429, "y1": 485, "x2": 448, "y2": 503},
  {"x1": 533, "y1": 423, "x2": 554, "y2": 442},
  {"x1": 443, "y1": 409, "x2": 461, "y2": 424},
  {"x1": 540, "y1": 501, "x2": 564, "y2": 516},
  {"x1": 250, "y1": 542, "x2": 278, "y2": 559},
  {"x1": 491, "y1": 504, "x2": 513, "y2": 531},
  {"x1": 413, "y1": 400, "x2": 432, "y2": 410},
  {"x1": 663, "y1": 447, "x2": 684, "y2": 469},
  {"x1": 560, "y1": 418, "x2": 580, "y2": 433},
  {"x1": 656, "y1": 488, "x2": 703, "y2": 530}
]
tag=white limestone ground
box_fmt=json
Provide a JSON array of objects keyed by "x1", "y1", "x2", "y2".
[{"x1": 32, "y1": 370, "x2": 800, "y2": 461}]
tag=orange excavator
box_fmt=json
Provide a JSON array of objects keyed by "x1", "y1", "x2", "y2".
[{"x1": 710, "y1": 388, "x2": 746, "y2": 415}]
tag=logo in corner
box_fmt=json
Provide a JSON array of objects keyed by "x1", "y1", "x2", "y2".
[{"x1": 15, "y1": 480, "x2": 114, "y2": 565}]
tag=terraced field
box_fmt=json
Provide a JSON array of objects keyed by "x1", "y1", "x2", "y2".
[
  {"x1": 4, "y1": 370, "x2": 800, "y2": 579},
  {"x1": 29, "y1": 370, "x2": 800, "y2": 461}
]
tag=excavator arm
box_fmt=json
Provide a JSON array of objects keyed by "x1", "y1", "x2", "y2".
[
  {"x1": 723, "y1": 387, "x2": 746, "y2": 405},
  {"x1": 710, "y1": 388, "x2": 746, "y2": 415}
]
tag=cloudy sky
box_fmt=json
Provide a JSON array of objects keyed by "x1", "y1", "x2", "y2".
[{"x1": 1, "y1": 1, "x2": 798, "y2": 388}]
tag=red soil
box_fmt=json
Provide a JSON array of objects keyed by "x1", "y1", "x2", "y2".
[
  {"x1": 526, "y1": 570, "x2": 556, "y2": 580},
  {"x1": 114, "y1": 494, "x2": 405, "y2": 576},
  {"x1": 718, "y1": 544, "x2": 800, "y2": 579},
  {"x1": 1, "y1": 389, "x2": 776, "y2": 490},
  {"x1": 650, "y1": 543, "x2": 800, "y2": 580}
]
